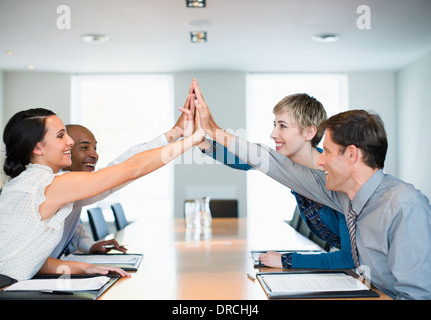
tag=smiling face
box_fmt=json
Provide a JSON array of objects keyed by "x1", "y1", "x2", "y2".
[
  {"x1": 63, "y1": 125, "x2": 99, "y2": 172},
  {"x1": 317, "y1": 129, "x2": 352, "y2": 192},
  {"x1": 32, "y1": 115, "x2": 75, "y2": 173},
  {"x1": 270, "y1": 112, "x2": 310, "y2": 158}
]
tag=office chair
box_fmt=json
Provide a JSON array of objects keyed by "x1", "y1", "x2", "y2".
[
  {"x1": 111, "y1": 203, "x2": 129, "y2": 231},
  {"x1": 289, "y1": 206, "x2": 330, "y2": 251},
  {"x1": 184, "y1": 199, "x2": 239, "y2": 218},
  {"x1": 290, "y1": 206, "x2": 313, "y2": 239},
  {"x1": 287, "y1": 206, "x2": 302, "y2": 230},
  {"x1": 209, "y1": 199, "x2": 238, "y2": 218},
  {"x1": 87, "y1": 207, "x2": 110, "y2": 241},
  {"x1": 310, "y1": 234, "x2": 331, "y2": 251}
]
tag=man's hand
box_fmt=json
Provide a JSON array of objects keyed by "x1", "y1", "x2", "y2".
[{"x1": 89, "y1": 239, "x2": 127, "y2": 254}]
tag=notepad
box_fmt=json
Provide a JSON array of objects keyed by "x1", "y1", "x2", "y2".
[
  {"x1": 4, "y1": 276, "x2": 110, "y2": 292},
  {"x1": 64, "y1": 254, "x2": 139, "y2": 265},
  {"x1": 62, "y1": 253, "x2": 143, "y2": 271},
  {"x1": 260, "y1": 273, "x2": 368, "y2": 293},
  {"x1": 257, "y1": 271, "x2": 379, "y2": 299}
]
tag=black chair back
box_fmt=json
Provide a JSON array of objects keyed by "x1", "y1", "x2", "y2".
[{"x1": 209, "y1": 199, "x2": 238, "y2": 218}]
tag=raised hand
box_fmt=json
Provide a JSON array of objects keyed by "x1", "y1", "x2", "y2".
[
  {"x1": 192, "y1": 78, "x2": 219, "y2": 138},
  {"x1": 172, "y1": 83, "x2": 195, "y2": 140},
  {"x1": 192, "y1": 78, "x2": 235, "y2": 149}
]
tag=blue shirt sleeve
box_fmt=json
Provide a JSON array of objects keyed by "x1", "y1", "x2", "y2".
[
  {"x1": 203, "y1": 140, "x2": 355, "y2": 269},
  {"x1": 202, "y1": 140, "x2": 253, "y2": 171},
  {"x1": 290, "y1": 210, "x2": 355, "y2": 269}
]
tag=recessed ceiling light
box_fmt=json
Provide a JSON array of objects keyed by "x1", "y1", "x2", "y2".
[
  {"x1": 186, "y1": 0, "x2": 206, "y2": 8},
  {"x1": 312, "y1": 33, "x2": 340, "y2": 43},
  {"x1": 190, "y1": 31, "x2": 207, "y2": 43},
  {"x1": 80, "y1": 34, "x2": 110, "y2": 43},
  {"x1": 4, "y1": 50, "x2": 14, "y2": 56},
  {"x1": 27, "y1": 64, "x2": 36, "y2": 70}
]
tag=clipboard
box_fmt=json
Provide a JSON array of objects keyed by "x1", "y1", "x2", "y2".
[
  {"x1": 256, "y1": 270, "x2": 380, "y2": 299},
  {"x1": 62, "y1": 253, "x2": 143, "y2": 271},
  {"x1": 0, "y1": 274, "x2": 119, "y2": 300},
  {"x1": 251, "y1": 250, "x2": 322, "y2": 267}
]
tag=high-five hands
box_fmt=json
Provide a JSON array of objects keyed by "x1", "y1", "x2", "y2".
[
  {"x1": 168, "y1": 81, "x2": 205, "y2": 145},
  {"x1": 174, "y1": 84, "x2": 195, "y2": 138},
  {"x1": 189, "y1": 78, "x2": 235, "y2": 149},
  {"x1": 177, "y1": 78, "x2": 235, "y2": 148},
  {"x1": 191, "y1": 78, "x2": 220, "y2": 138}
]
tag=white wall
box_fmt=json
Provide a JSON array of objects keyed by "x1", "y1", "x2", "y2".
[
  {"x1": 347, "y1": 71, "x2": 397, "y2": 176},
  {"x1": 3, "y1": 71, "x2": 71, "y2": 126},
  {"x1": 396, "y1": 51, "x2": 431, "y2": 199}
]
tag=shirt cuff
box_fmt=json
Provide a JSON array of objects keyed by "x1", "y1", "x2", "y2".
[
  {"x1": 77, "y1": 237, "x2": 95, "y2": 254},
  {"x1": 281, "y1": 253, "x2": 293, "y2": 269}
]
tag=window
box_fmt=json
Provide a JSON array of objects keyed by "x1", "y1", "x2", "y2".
[
  {"x1": 246, "y1": 73, "x2": 348, "y2": 221},
  {"x1": 71, "y1": 74, "x2": 174, "y2": 222}
]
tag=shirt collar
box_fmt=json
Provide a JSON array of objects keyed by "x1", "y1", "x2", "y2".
[{"x1": 351, "y1": 169, "x2": 385, "y2": 214}]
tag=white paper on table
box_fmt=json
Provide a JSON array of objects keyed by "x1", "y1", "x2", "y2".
[
  {"x1": 63, "y1": 254, "x2": 139, "y2": 265},
  {"x1": 4, "y1": 276, "x2": 110, "y2": 292},
  {"x1": 260, "y1": 273, "x2": 368, "y2": 293}
]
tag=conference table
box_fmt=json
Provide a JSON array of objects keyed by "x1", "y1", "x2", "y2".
[{"x1": 99, "y1": 217, "x2": 391, "y2": 300}]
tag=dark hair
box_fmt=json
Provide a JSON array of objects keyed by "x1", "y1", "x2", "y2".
[
  {"x1": 3, "y1": 108, "x2": 56, "y2": 178},
  {"x1": 320, "y1": 110, "x2": 388, "y2": 169}
]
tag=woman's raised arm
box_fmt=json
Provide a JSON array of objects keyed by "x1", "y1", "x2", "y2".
[{"x1": 40, "y1": 122, "x2": 205, "y2": 219}]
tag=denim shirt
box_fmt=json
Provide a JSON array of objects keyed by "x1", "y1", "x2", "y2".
[{"x1": 202, "y1": 140, "x2": 355, "y2": 269}]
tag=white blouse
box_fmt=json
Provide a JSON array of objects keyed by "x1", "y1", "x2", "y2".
[{"x1": 0, "y1": 163, "x2": 73, "y2": 280}]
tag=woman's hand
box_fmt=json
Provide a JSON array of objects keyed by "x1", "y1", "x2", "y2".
[
  {"x1": 192, "y1": 78, "x2": 219, "y2": 138},
  {"x1": 190, "y1": 108, "x2": 206, "y2": 145},
  {"x1": 39, "y1": 257, "x2": 131, "y2": 278},
  {"x1": 258, "y1": 251, "x2": 283, "y2": 268},
  {"x1": 192, "y1": 78, "x2": 235, "y2": 149},
  {"x1": 174, "y1": 83, "x2": 195, "y2": 139},
  {"x1": 83, "y1": 263, "x2": 131, "y2": 278}
]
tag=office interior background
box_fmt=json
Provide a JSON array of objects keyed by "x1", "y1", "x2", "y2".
[{"x1": 1, "y1": 0, "x2": 430, "y2": 224}]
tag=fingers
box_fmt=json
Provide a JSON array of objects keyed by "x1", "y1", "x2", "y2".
[
  {"x1": 195, "y1": 108, "x2": 202, "y2": 129},
  {"x1": 178, "y1": 107, "x2": 193, "y2": 120},
  {"x1": 258, "y1": 251, "x2": 282, "y2": 268},
  {"x1": 184, "y1": 82, "x2": 195, "y2": 113},
  {"x1": 192, "y1": 78, "x2": 202, "y2": 99},
  {"x1": 189, "y1": 91, "x2": 196, "y2": 116},
  {"x1": 100, "y1": 266, "x2": 131, "y2": 278},
  {"x1": 183, "y1": 93, "x2": 191, "y2": 111},
  {"x1": 192, "y1": 78, "x2": 206, "y2": 108},
  {"x1": 94, "y1": 239, "x2": 127, "y2": 254}
]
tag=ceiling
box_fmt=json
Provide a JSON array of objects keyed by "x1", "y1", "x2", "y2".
[{"x1": 1, "y1": 0, "x2": 431, "y2": 74}]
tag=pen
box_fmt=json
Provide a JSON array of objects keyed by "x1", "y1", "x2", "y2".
[
  {"x1": 102, "y1": 244, "x2": 126, "y2": 249},
  {"x1": 247, "y1": 273, "x2": 256, "y2": 282}
]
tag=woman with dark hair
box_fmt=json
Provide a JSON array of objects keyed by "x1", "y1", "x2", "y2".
[{"x1": 0, "y1": 105, "x2": 204, "y2": 281}]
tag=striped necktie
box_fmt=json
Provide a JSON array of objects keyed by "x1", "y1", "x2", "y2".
[{"x1": 347, "y1": 203, "x2": 360, "y2": 267}]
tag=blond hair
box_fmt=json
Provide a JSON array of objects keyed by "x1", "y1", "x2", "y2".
[{"x1": 273, "y1": 93, "x2": 327, "y2": 147}]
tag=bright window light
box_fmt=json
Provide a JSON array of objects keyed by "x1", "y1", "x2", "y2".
[
  {"x1": 71, "y1": 74, "x2": 174, "y2": 222},
  {"x1": 246, "y1": 73, "x2": 348, "y2": 221}
]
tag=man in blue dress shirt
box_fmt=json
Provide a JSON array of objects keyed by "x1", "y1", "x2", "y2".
[{"x1": 192, "y1": 78, "x2": 431, "y2": 299}]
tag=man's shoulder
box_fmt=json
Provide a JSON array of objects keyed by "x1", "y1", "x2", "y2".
[{"x1": 378, "y1": 174, "x2": 430, "y2": 209}]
